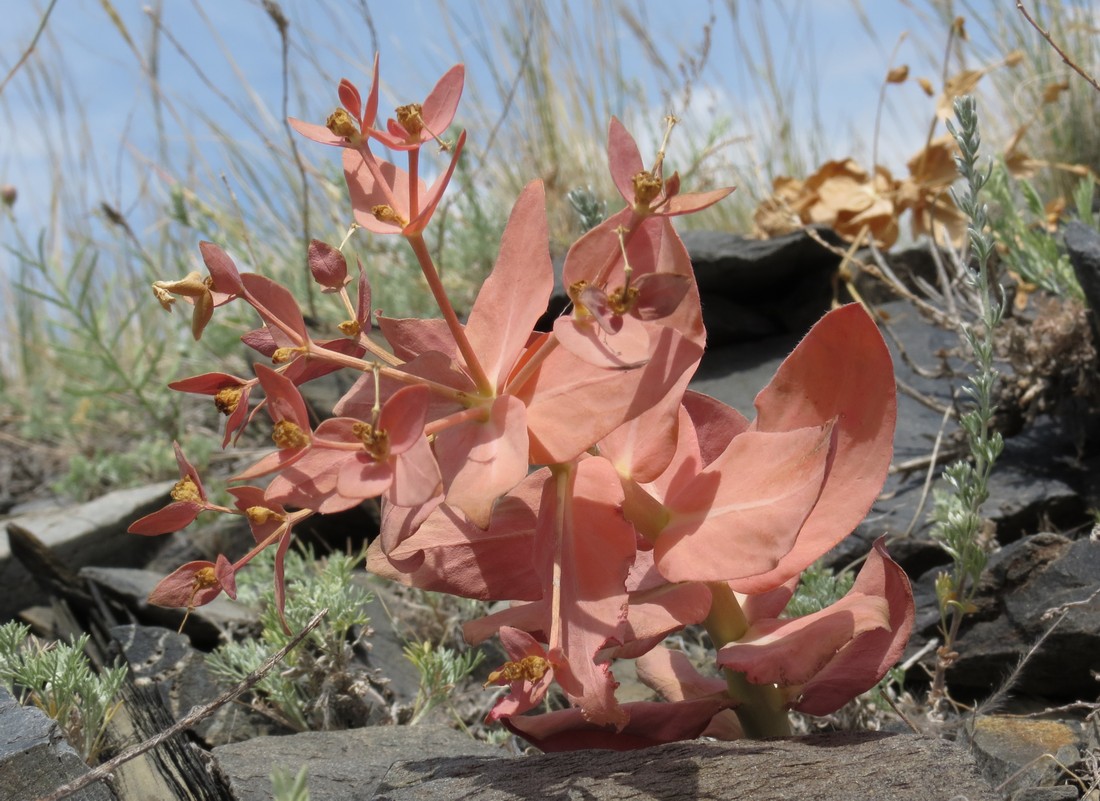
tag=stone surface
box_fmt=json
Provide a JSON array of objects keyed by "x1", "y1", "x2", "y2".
[
  {"x1": 0, "y1": 685, "x2": 117, "y2": 801},
  {"x1": 0, "y1": 482, "x2": 175, "y2": 621},
  {"x1": 370, "y1": 732, "x2": 998, "y2": 801},
  {"x1": 1066, "y1": 220, "x2": 1100, "y2": 344},
  {"x1": 110, "y1": 624, "x2": 276, "y2": 747},
  {"x1": 212, "y1": 725, "x2": 500, "y2": 801},
  {"x1": 969, "y1": 716, "x2": 1081, "y2": 793},
  {"x1": 914, "y1": 534, "x2": 1100, "y2": 698}
]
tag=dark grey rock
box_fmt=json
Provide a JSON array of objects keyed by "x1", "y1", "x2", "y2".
[
  {"x1": 370, "y1": 732, "x2": 998, "y2": 801},
  {"x1": 110, "y1": 624, "x2": 275, "y2": 746},
  {"x1": 1008, "y1": 787, "x2": 1080, "y2": 801},
  {"x1": 0, "y1": 482, "x2": 175, "y2": 621},
  {"x1": 916, "y1": 534, "x2": 1100, "y2": 698},
  {"x1": 1065, "y1": 220, "x2": 1100, "y2": 343},
  {"x1": 967, "y1": 715, "x2": 1081, "y2": 792},
  {"x1": 0, "y1": 685, "x2": 117, "y2": 801},
  {"x1": 212, "y1": 725, "x2": 500, "y2": 801}
]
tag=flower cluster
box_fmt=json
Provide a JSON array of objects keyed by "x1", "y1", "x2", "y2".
[{"x1": 135, "y1": 55, "x2": 914, "y2": 749}]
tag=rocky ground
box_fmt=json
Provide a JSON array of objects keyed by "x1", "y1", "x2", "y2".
[{"x1": 3, "y1": 225, "x2": 1100, "y2": 800}]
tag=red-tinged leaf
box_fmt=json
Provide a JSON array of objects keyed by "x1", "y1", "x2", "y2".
[
  {"x1": 601, "y1": 580, "x2": 713, "y2": 661},
  {"x1": 607, "y1": 116, "x2": 645, "y2": 204},
  {"x1": 790, "y1": 538, "x2": 914, "y2": 715},
  {"x1": 662, "y1": 186, "x2": 736, "y2": 216},
  {"x1": 173, "y1": 441, "x2": 205, "y2": 496},
  {"x1": 486, "y1": 627, "x2": 556, "y2": 721},
  {"x1": 636, "y1": 645, "x2": 728, "y2": 702},
  {"x1": 128, "y1": 501, "x2": 203, "y2": 535},
  {"x1": 633, "y1": 272, "x2": 690, "y2": 320},
  {"x1": 388, "y1": 435, "x2": 442, "y2": 508},
  {"x1": 239, "y1": 273, "x2": 308, "y2": 345},
  {"x1": 370, "y1": 471, "x2": 545, "y2": 600},
  {"x1": 199, "y1": 241, "x2": 245, "y2": 297},
  {"x1": 147, "y1": 561, "x2": 221, "y2": 608},
  {"x1": 168, "y1": 371, "x2": 246, "y2": 395},
  {"x1": 377, "y1": 315, "x2": 458, "y2": 363},
  {"x1": 520, "y1": 326, "x2": 703, "y2": 465},
  {"x1": 406, "y1": 130, "x2": 467, "y2": 234},
  {"x1": 227, "y1": 486, "x2": 285, "y2": 543},
  {"x1": 214, "y1": 554, "x2": 237, "y2": 600},
  {"x1": 223, "y1": 384, "x2": 254, "y2": 448},
  {"x1": 462, "y1": 601, "x2": 545, "y2": 646},
  {"x1": 682, "y1": 390, "x2": 750, "y2": 469},
  {"x1": 379, "y1": 385, "x2": 430, "y2": 454},
  {"x1": 552, "y1": 314, "x2": 650, "y2": 369},
  {"x1": 545, "y1": 457, "x2": 635, "y2": 728},
  {"x1": 361, "y1": 53, "x2": 380, "y2": 126},
  {"x1": 241, "y1": 326, "x2": 278, "y2": 356},
  {"x1": 465, "y1": 181, "x2": 554, "y2": 389},
  {"x1": 307, "y1": 239, "x2": 350, "y2": 291},
  {"x1": 336, "y1": 456, "x2": 394, "y2": 502},
  {"x1": 232, "y1": 447, "x2": 309, "y2": 482},
  {"x1": 254, "y1": 364, "x2": 311, "y2": 429},
  {"x1": 355, "y1": 265, "x2": 371, "y2": 327},
  {"x1": 338, "y1": 77, "x2": 361, "y2": 121},
  {"x1": 599, "y1": 370, "x2": 692, "y2": 484},
  {"x1": 737, "y1": 304, "x2": 896, "y2": 594},
  {"x1": 739, "y1": 574, "x2": 800, "y2": 624},
  {"x1": 503, "y1": 697, "x2": 736, "y2": 752},
  {"x1": 656, "y1": 424, "x2": 834, "y2": 583},
  {"x1": 561, "y1": 208, "x2": 633, "y2": 289},
  {"x1": 420, "y1": 64, "x2": 465, "y2": 136},
  {"x1": 343, "y1": 150, "x2": 421, "y2": 235},
  {"x1": 716, "y1": 592, "x2": 890, "y2": 687},
  {"x1": 281, "y1": 338, "x2": 365, "y2": 385},
  {"x1": 288, "y1": 117, "x2": 345, "y2": 147},
  {"x1": 635, "y1": 647, "x2": 744, "y2": 740},
  {"x1": 333, "y1": 350, "x2": 467, "y2": 423},
  {"x1": 434, "y1": 395, "x2": 528, "y2": 529}
]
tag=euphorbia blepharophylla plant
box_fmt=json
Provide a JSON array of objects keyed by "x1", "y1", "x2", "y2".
[{"x1": 133, "y1": 55, "x2": 914, "y2": 748}]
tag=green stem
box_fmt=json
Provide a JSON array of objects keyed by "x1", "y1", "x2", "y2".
[{"x1": 704, "y1": 581, "x2": 791, "y2": 738}]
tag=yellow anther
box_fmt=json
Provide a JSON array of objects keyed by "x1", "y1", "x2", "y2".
[
  {"x1": 371, "y1": 205, "x2": 408, "y2": 228},
  {"x1": 485, "y1": 655, "x2": 552, "y2": 686},
  {"x1": 338, "y1": 320, "x2": 361, "y2": 337},
  {"x1": 326, "y1": 108, "x2": 361, "y2": 142},
  {"x1": 632, "y1": 171, "x2": 663, "y2": 207},
  {"x1": 395, "y1": 103, "x2": 424, "y2": 136},
  {"x1": 352, "y1": 421, "x2": 390, "y2": 461},
  {"x1": 214, "y1": 386, "x2": 243, "y2": 415},
  {"x1": 170, "y1": 476, "x2": 202, "y2": 504},
  {"x1": 271, "y1": 347, "x2": 296, "y2": 364},
  {"x1": 193, "y1": 566, "x2": 219, "y2": 590},
  {"x1": 272, "y1": 419, "x2": 310, "y2": 450},
  {"x1": 607, "y1": 286, "x2": 639, "y2": 316},
  {"x1": 246, "y1": 506, "x2": 284, "y2": 526}
]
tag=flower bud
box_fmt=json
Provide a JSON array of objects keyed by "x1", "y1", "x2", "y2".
[{"x1": 0, "y1": 185, "x2": 15, "y2": 208}]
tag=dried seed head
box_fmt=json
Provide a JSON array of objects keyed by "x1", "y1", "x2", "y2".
[
  {"x1": 338, "y1": 320, "x2": 361, "y2": 337},
  {"x1": 371, "y1": 205, "x2": 408, "y2": 228},
  {"x1": 246, "y1": 505, "x2": 284, "y2": 525}
]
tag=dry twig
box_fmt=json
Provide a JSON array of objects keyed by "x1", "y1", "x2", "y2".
[{"x1": 1016, "y1": 1, "x2": 1100, "y2": 93}]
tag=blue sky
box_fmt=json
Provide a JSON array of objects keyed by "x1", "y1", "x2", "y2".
[{"x1": 0, "y1": 0, "x2": 1019, "y2": 248}]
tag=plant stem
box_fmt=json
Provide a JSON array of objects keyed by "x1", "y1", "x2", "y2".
[
  {"x1": 406, "y1": 232, "x2": 493, "y2": 394},
  {"x1": 704, "y1": 581, "x2": 791, "y2": 738}
]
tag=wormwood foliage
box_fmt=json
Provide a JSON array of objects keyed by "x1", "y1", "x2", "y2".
[
  {"x1": 0, "y1": 622, "x2": 125, "y2": 763},
  {"x1": 131, "y1": 52, "x2": 915, "y2": 749}
]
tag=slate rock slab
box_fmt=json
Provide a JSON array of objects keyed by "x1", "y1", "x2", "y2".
[
  {"x1": 0, "y1": 482, "x2": 175, "y2": 621},
  {"x1": 212, "y1": 725, "x2": 500, "y2": 801},
  {"x1": 915, "y1": 533, "x2": 1100, "y2": 698},
  {"x1": 371, "y1": 731, "x2": 998, "y2": 801},
  {"x1": 0, "y1": 686, "x2": 117, "y2": 801},
  {"x1": 968, "y1": 715, "x2": 1081, "y2": 793}
]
